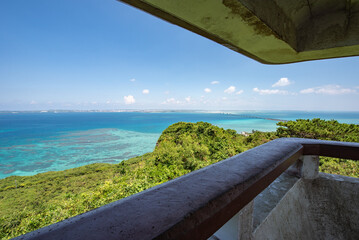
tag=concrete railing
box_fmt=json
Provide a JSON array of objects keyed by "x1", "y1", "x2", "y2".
[{"x1": 16, "y1": 138, "x2": 359, "y2": 240}]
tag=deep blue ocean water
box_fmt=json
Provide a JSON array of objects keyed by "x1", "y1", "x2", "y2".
[{"x1": 1, "y1": 111, "x2": 359, "y2": 179}]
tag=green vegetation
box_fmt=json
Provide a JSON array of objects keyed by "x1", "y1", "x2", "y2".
[
  {"x1": 277, "y1": 118, "x2": 359, "y2": 177},
  {"x1": 276, "y1": 118, "x2": 359, "y2": 142},
  {"x1": 0, "y1": 119, "x2": 358, "y2": 239}
]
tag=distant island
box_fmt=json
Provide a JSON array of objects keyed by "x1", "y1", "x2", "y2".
[
  {"x1": 0, "y1": 109, "x2": 235, "y2": 113},
  {"x1": 0, "y1": 119, "x2": 358, "y2": 239}
]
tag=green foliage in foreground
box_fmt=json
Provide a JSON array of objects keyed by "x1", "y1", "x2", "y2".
[
  {"x1": 276, "y1": 118, "x2": 359, "y2": 177},
  {"x1": 0, "y1": 119, "x2": 358, "y2": 239}
]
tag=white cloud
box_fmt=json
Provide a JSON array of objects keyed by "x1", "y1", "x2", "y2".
[
  {"x1": 142, "y1": 89, "x2": 149, "y2": 94},
  {"x1": 272, "y1": 77, "x2": 292, "y2": 87},
  {"x1": 30, "y1": 100, "x2": 37, "y2": 105},
  {"x1": 300, "y1": 85, "x2": 356, "y2": 95},
  {"x1": 124, "y1": 95, "x2": 136, "y2": 104},
  {"x1": 211, "y1": 81, "x2": 220, "y2": 85},
  {"x1": 164, "y1": 91, "x2": 170, "y2": 95},
  {"x1": 162, "y1": 96, "x2": 192, "y2": 105},
  {"x1": 130, "y1": 78, "x2": 136, "y2": 82},
  {"x1": 224, "y1": 86, "x2": 236, "y2": 94},
  {"x1": 200, "y1": 96, "x2": 208, "y2": 104},
  {"x1": 106, "y1": 100, "x2": 111, "y2": 104},
  {"x1": 236, "y1": 90, "x2": 244, "y2": 95},
  {"x1": 162, "y1": 98, "x2": 180, "y2": 105},
  {"x1": 204, "y1": 88, "x2": 212, "y2": 93},
  {"x1": 253, "y1": 87, "x2": 288, "y2": 95},
  {"x1": 222, "y1": 97, "x2": 227, "y2": 100},
  {"x1": 300, "y1": 88, "x2": 315, "y2": 94}
]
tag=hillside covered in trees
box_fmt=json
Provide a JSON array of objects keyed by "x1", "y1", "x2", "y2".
[{"x1": 0, "y1": 119, "x2": 358, "y2": 239}]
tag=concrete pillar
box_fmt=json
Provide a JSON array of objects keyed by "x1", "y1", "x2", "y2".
[
  {"x1": 301, "y1": 155, "x2": 319, "y2": 179},
  {"x1": 286, "y1": 159, "x2": 303, "y2": 177},
  {"x1": 210, "y1": 201, "x2": 253, "y2": 240}
]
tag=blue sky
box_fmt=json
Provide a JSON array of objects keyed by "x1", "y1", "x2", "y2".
[{"x1": 1, "y1": 0, "x2": 359, "y2": 111}]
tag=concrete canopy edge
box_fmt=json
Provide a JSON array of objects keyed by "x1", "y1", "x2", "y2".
[{"x1": 118, "y1": 0, "x2": 359, "y2": 64}]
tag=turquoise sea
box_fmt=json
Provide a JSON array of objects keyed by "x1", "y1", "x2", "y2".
[{"x1": 1, "y1": 111, "x2": 359, "y2": 179}]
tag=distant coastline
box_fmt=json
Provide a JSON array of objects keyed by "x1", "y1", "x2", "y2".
[{"x1": 1, "y1": 109, "x2": 359, "y2": 114}]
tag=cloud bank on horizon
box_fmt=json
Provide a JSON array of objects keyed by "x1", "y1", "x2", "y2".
[
  {"x1": 112, "y1": 77, "x2": 357, "y2": 111},
  {"x1": 300, "y1": 85, "x2": 356, "y2": 95}
]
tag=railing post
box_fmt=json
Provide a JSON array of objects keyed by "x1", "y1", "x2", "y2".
[{"x1": 301, "y1": 155, "x2": 319, "y2": 179}]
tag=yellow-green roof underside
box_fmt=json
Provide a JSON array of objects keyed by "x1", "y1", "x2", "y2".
[{"x1": 119, "y1": 0, "x2": 359, "y2": 64}]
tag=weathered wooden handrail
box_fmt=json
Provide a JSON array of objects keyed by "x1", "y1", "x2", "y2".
[{"x1": 15, "y1": 138, "x2": 359, "y2": 240}]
